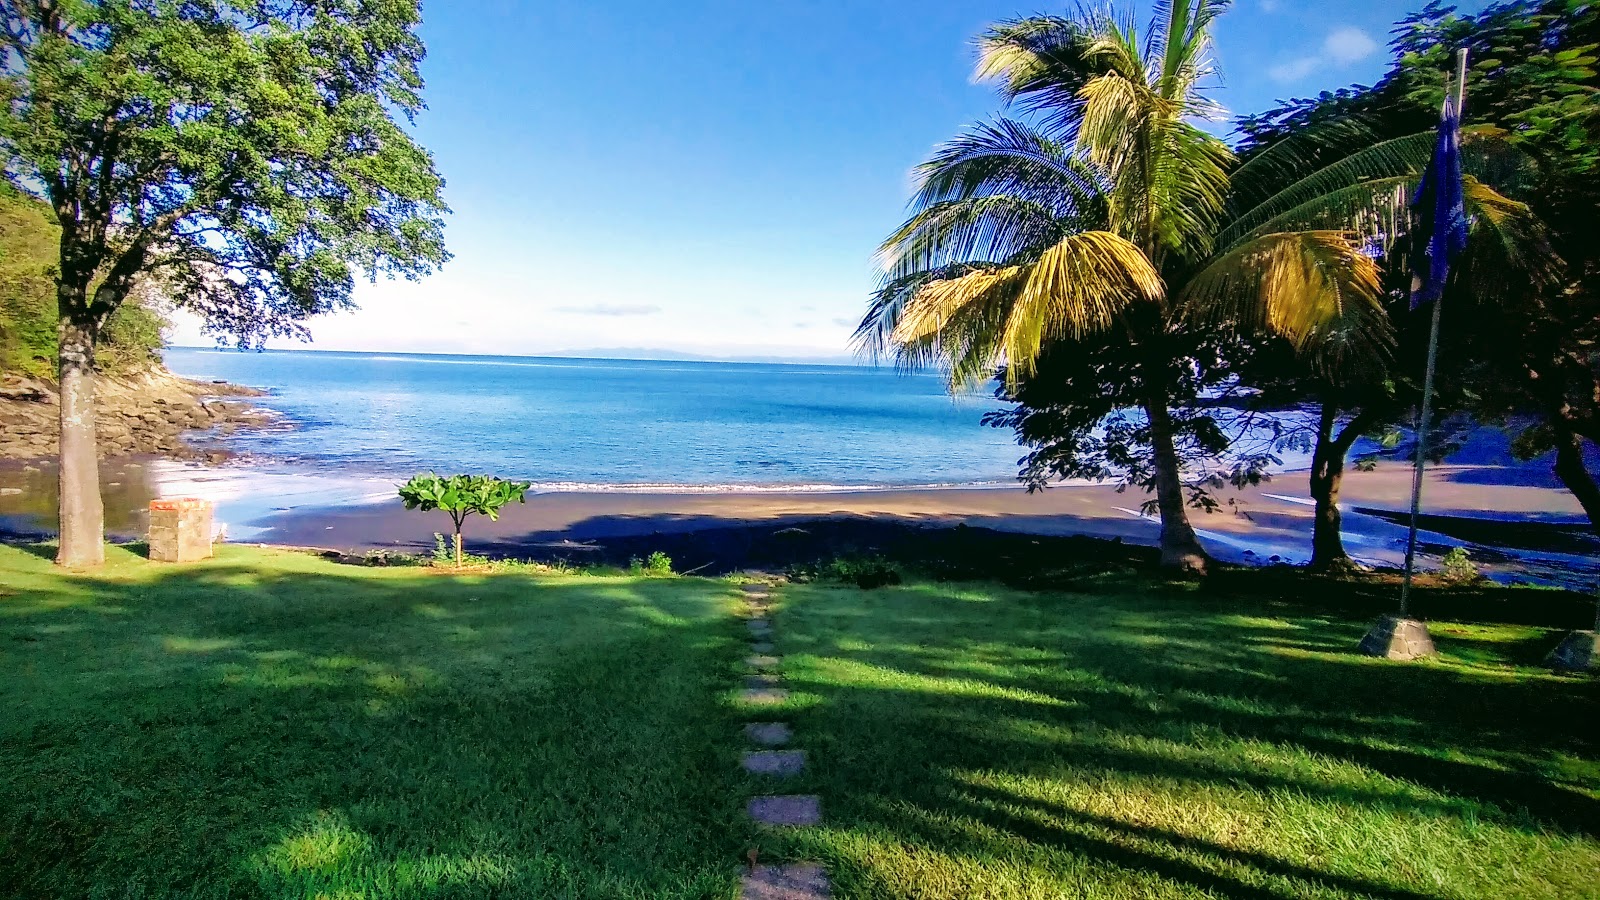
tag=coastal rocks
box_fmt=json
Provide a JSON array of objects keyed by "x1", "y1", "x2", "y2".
[{"x1": 0, "y1": 369, "x2": 270, "y2": 463}]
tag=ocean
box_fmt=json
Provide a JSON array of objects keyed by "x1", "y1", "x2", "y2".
[{"x1": 163, "y1": 347, "x2": 1025, "y2": 490}]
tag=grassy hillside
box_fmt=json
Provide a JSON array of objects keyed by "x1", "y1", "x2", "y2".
[{"x1": 0, "y1": 185, "x2": 168, "y2": 379}]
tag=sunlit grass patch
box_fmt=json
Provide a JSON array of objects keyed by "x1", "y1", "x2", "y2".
[
  {"x1": 771, "y1": 577, "x2": 1600, "y2": 900},
  {"x1": 0, "y1": 543, "x2": 749, "y2": 899}
]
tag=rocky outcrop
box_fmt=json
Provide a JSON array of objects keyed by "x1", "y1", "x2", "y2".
[{"x1": 0, "y1": 368, "x2": 273, "y2": 462}]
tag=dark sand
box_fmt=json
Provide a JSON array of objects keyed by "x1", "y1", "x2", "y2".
[
  {"x1": 248, "y1": 464, "x2": 1593, "y2": 583},
  {"x1": 2, "y1": 458, "x2": 1594, "y2": 585}
]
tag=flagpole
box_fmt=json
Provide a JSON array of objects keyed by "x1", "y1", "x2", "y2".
[{"x1": 1399, "y1": 48, "x2": 1469, "y2": 617}]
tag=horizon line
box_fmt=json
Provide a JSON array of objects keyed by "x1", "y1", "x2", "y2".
[{"x1": 165, "y1": 344, "x2": 894, "y2": 369}]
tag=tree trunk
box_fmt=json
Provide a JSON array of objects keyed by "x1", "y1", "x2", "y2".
[
  {"x1": 1308, "y1": 404, "x2": 1350, "y2": 572},
  {"x1": 1143, "y1": 395, "x2": 1209, "y2": 573},
  {"x1": 56, "y1": 316, "x2": 104, "y2": 568},
  {"x1": 1552, "y1": 424, "x2": 1600, "y2": 536},
  {"x1": 453, "y1": 529, "x2": 463, "y2": 568}
]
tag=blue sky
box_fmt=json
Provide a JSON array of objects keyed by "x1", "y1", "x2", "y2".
[{"x1": 172, "y1": 0, "x2": 1490, "y2": 360}]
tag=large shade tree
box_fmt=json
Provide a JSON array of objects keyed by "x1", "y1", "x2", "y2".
[
  {"x1": 1231, "y1": 0, "x2": 1588, "y2": 560},
  {"x1": 0, "y1": 0, "x2": 449, "y2": 567},
  {"x1": 860, "y1": 1, "x2": 1395, "y2": 572}
]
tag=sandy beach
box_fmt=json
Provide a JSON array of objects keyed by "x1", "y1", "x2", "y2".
[
  {"x1": 5, "y1": 456, "x2": 1590, "y2": 585},
  {"x1": 252, "y1": 464, "x2": 1593, "y2": 575}
]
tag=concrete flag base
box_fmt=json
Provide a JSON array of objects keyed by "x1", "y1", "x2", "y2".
[{"x1": 1357, "y1": 615, "x2": 1436, "y2": 660}]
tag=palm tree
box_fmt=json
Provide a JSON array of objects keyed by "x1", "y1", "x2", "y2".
[
  {"x1": 1219, "y1": 113, "x2": 1551, "y2": 570},
  {"x1": 860, "y1": 2, "x2": 1539, "y2": 573},
  {"x1": 860, "y1": 2, "x2": 1385, "y2": 572}
]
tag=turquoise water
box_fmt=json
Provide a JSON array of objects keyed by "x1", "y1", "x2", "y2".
[{"x1": 163, "y1": 347, "x2": 1023, "y2": 489}]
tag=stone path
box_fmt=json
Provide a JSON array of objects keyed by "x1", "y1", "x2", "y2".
[{"x1": 736, "y1": 578, "x2": 830, "y2": 900}]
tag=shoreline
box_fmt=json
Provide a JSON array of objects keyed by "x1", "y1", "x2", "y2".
[{"x1": 6, "y1": 456, "x2": 1590, "y2": 587}]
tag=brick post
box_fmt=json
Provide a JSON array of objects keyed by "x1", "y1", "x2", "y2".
[{"x1": 148, "y1": 498, "x2": 214, "y2": 562}]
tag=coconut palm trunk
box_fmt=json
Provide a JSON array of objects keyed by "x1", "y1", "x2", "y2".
[{"x1": 1144, "y1": 394, "x2": 1208, "y2": 568}]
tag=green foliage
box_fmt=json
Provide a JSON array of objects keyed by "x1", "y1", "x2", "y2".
[
  {"x1": 96, "y1": 302, "x2": 167, "y2": 375},
  {"x1": 1239, "y1": 0, "x2": 1600, "y2": 534},
  {"x1": 790, "y1": 554, "x2": 903, "y2": 590},
  {"x1": 0, "y1": 0, "x2": 449, "y2": 344},
  {"x1": 429, "y1": 532, "x2": 488, "y2": 568},
  {"x1": 0, "y1": 186, "x2": 56, "y2": 377},
  {"x1": 398, "y1": 474, "x2": 530, "y2": 568},
  {"x1": 1441, "y1": 546, "x2": 1482, "y2": 584},
  {"x1": 628, "y1": 551, "x2": 675, "y2": 577},
  {"x1": 0, "y1": 186, "x2": 168, "y2": 377}
]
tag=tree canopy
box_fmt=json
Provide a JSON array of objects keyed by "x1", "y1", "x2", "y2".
[
  {"x1": 0, "y1": 0, "x2": 451, "y2": 346},
  {"x1": 1, "y1": 0, "x2": 452, "y2": 567},
  {"x1": 0, "y1": 184, "x2": 164, "y2": 377}
]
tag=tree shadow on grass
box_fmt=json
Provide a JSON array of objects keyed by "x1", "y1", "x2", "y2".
[
  {"x1": 767, "y1": 578, "x2": 1599, "y2": 899},
  {"x1": 0, "y1": 551, "x2": 753, "y2": 899}
]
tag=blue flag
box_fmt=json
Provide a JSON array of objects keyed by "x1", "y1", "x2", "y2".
[{"x1": 1409, "y1": 93, "x2": 1469, "y2": 308}]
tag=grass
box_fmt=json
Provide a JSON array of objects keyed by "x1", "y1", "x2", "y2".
[
  {"x1": 2, "y1": 541, "x2": 1597, "y2": 899},
  {"x1": 0, "y1": 543, "x2": 754, "y2": 898},
  {"x1": 756, "y1": 573, "x2": 1600, "y2": 899}
]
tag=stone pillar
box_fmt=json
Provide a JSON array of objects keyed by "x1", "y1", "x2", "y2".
[{"x1": 148, "y1": 498, "x2": 214, "y2": 562}]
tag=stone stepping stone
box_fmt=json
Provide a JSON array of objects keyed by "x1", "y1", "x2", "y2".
[
  {"x1": 741, "y1": 688, "x2": 789, "y2": 706},
  {"x1": 741, "y1": 863, "x2": 831, "y2": 900},
  {"x1": 748, "y1": 795, "x2": 821, "y2": 827},
  {"x1": 746, "y1": 673, "x2": 781, "y2": 689},
  {"x1": 746, "y1": 654, "x2": 781, "y2": 669},
  {"x1": 751, "y1": 641, "x2": 775, "y2": 655},
  {"x1": 747, "y1": 619, "x2": 773, "y2": 636},
  {"x1": 744, "y1": 722, "x2": 792, "y2": 747},
  {"x1": 741, "y1": 749, "x2": 805, "y2": 777}
]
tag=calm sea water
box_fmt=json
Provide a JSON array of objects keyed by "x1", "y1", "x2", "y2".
[{"x1": 163, "y1": 347, "x2": 1024, "y2": 489}]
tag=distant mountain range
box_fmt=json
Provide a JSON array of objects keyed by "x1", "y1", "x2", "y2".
[
  {"x1": 170, "y1": 344, "x2": 873, "y2": 368},
  {"x1": 550, "y1": 347, "x2": 867, "y2": 366}
]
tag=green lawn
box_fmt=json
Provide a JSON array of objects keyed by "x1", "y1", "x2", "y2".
[
  {"x1": 2, "y1": 543, "x2": 1597, "y2": 900},
  {"x1": 759, "y1": 576, "x2": 1600, "y2": 899},
  {"x1": 0, "y1": 544, "x2": 754, "y2": 898}
]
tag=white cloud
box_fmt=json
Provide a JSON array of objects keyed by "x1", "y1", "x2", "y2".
[
  {"x1": 1323, "y1": 27, "x2": 1378, "y2": 64},
  {"x1": 1268, "y1": 26, "x2": 1379, "y2": 83},
  {"x1": 1268, "y1": 57, "x2": 1320, "y2": 82},
  {"x1": 553, "y1": 303, "x2": 662, "y2": 317}
]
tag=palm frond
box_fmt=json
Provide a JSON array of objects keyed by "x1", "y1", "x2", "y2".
[
  {"x1": 1219, "y1": 132, "x2": 1439, "y2": 249},
  {"x1": 1223, "y1": 175, "x2": 1414, "y2": 255},
  {"x1": 1152, "y1": 0, "x2": 1229, "y2": 102},
  {"x1": 1148, "y1": 119, "x2": 1233, "y2": 260},
  {"x1": 1456, "y1": 175, "x2": 1562, "y2": 298},
  {"x1": 877, "y1": 195, "x2": 1066, "y2": 279},
  {"x1": 1227, "y1": 116, "x2": 1388, "y2": 213},
  {"x1": 1181, "y1": 230, "x2": 1393, "y2": 376},
  {"x1": 974, "y1": 15, "x2": 1101, "y2": 136},
  {"x1": 855, "y1": 263, "x2": 991, "y2": 363},
  {"x1": 892, "y1": 230, "x2": 1164, "y2": 387},
  {"x1": 1220, "y1": 125, "x2": 1520, "y2": 250},
  {"x1": 910, "y1": 118, "x2": 1108, "y2": 222}
]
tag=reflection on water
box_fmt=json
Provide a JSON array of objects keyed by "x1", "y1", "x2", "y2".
[
  {"x1": 0, "y1": 458, "x2": 398, "y2": 541},
  {"x1": 0, "y1": 459, "x2": 160, "y2": 539}
]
